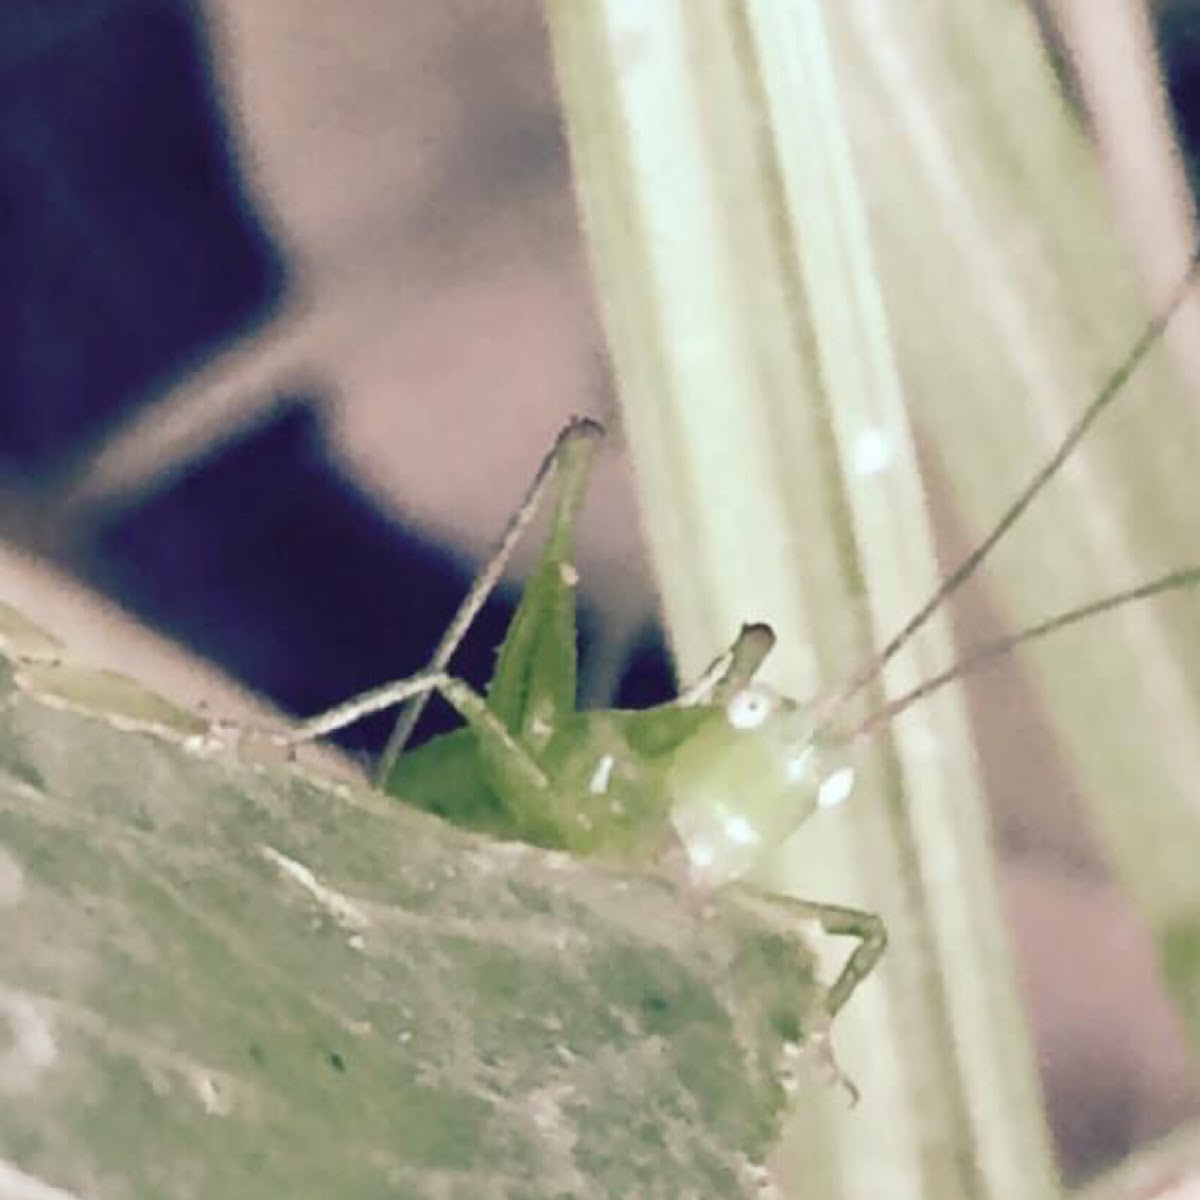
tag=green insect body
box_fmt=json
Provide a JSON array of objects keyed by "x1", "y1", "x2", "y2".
[
  {"x1": 289, "y1": 418, "x2": 884, "y2": 1043},
  {"x1": 387, "y1": 677, "x2": 852, "y2": 884},
  {"x1": 371, "y1": 420, "x2": 857, "y2": 887}
]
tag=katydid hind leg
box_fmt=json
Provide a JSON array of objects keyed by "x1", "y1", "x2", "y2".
[
  {"x1": 486, "y1": 418, "x2": 604, "y2": 748},
  {"x1": 378, "y1": 417, "x2": 606, "y2": 781}
]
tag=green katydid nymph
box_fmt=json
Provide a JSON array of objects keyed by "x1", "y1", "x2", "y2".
[
  {"x1": 285, "y1": 417, "x2": 888, "y2": 1048},
  {"x1": 283, "y1": 254, "x2": 1200, "y2": 1096}
]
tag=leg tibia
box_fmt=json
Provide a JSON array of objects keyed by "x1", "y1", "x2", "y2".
[
  {"x1": 287, "y1": 671, "x2": 549, "y2": 799},
  {"x1": 287, "y1": 670, "x2": 452, "y2": 743},
  {"x1": 778, "y1": 897, "x2": 887, "y2": 1017}
]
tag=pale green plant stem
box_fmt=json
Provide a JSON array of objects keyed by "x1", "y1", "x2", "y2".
[
  {"x1": 545, "y1": 3, "x2": 1059, "y2": 1198},
  {"x1": 824, "y1": 0, "x2": 1200, "y2": 1055}
]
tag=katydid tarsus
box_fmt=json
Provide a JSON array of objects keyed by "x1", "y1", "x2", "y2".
[{"x1": 284, "y1": 252, "x2": 1200, "y2": 1094}]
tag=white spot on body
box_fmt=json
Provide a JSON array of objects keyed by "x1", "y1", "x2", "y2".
[
  {"x1": 588, "y1": 753, "x2": 615, "y2": 795},
  {"x1": 726, "y1": 686, "x2": 774, "y2": 730},
  {"x1": 851, "y1": 426, "x2": 894, "y2": 476},
  {"x1": 558, "y1": 563, "x2": 579, "y2": 587},
  {"x1": 817, "y1": 766, "x2": 856, "y2": 810},
  {"x1": 260, "y1": 846, "x2": 369, "y2": 932},
  {"x1": 0, "y1": 989, "x2": 58, "y2": 1093},
  {"x1": 722, "y1": 814, "x2": 759, "y2": 846},
  {"x1": 687, "y1": 841, "x2": 717, "y2": 870},
  {"x1": 785, "y1": 746, "x2": 814, "y2": 783},
  {"x1": 0, "y1": 845, "x2": 24, "y2": 907}
]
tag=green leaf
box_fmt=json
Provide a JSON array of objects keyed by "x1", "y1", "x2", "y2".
[{"x1": 0, "y1": 641, "x2": 831, "y2": 1199}]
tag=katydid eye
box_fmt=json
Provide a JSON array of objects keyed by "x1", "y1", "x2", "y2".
[{"x1": 726, "y1": 686, "x2": 774, "y2": 730}]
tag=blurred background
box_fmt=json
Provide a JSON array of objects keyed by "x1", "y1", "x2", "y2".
[{"x1": 3, "y1": 0, "x2": 1200, "y2": 1184}]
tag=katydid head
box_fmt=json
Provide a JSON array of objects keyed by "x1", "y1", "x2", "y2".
[{"x1": 666, "y1": 682, "x2": 856, "y2": 889}]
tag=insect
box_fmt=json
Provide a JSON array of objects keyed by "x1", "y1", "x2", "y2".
[{"x1": 283, "y1": 253, "x2": 1200, "y2": 1090}]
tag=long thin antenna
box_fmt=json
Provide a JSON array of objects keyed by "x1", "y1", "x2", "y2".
[
  {"x1": 376, "y1": 417, "x2": 604, "y2": 782},
  {"x1": 817, "y1": 248, "x2": 1200, "y2": 730},
  {"x1": 845, "y1": 565, "x2": 1200, "y2": 742}
]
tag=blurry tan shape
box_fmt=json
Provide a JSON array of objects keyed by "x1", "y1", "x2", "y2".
[
  {"x1": 202, "y1": 0, "x2": 645, "y2": 597},
  {"x1": 77, "y1": 1, "x2": 648, "y2": 623}
]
